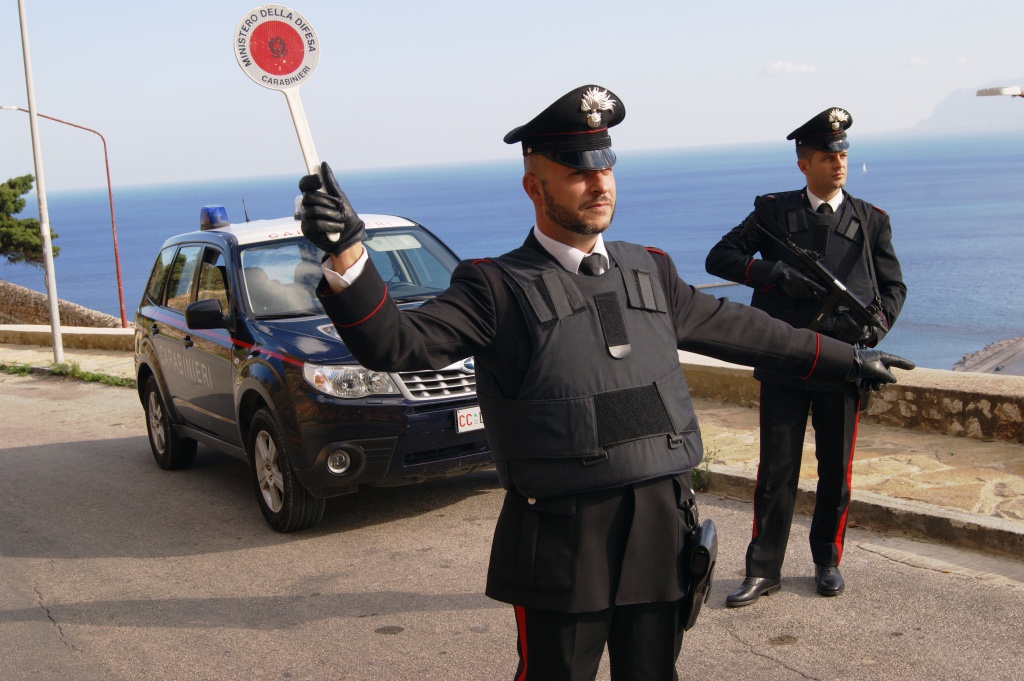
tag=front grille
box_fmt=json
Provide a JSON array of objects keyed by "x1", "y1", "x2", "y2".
[{"x1": 395, "y1": 364, "x2": 477, "y2": 401}]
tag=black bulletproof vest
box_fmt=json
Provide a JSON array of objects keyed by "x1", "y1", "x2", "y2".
[
  {"x1": 478, "y1": 241, "x2": 702, "y2": 498},
  {"x1": 775, "y1": 194, "x2": 877, "y2": 308},
  {"x1": 750, "y1": 191, "x2": 880, "y2": 389}
]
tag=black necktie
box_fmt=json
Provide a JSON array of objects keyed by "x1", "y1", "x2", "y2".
[
  {"x1": 579, "y1": 253, "x2": 603, "y2": 276},
  {"x1": 817, "y1": 203, "x2": 834, "y2": 215}
]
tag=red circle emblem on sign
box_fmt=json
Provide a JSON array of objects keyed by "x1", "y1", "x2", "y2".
[{"x1": 250, "y1": 21, "x2": 305, "y2": 76}]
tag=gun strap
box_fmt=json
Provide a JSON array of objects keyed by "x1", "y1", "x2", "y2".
[{"x1": 851, "y1": 200, "x2": 884, "y2": 311}]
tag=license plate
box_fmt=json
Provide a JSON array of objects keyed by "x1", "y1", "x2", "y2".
[{"x1": 455, "y1": 406, "x2": 485, "y2": 433}]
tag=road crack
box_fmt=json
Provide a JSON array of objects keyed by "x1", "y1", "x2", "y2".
[
  {"x1": 725, "y1": 627, "x2": 820, "y2": 680},
  {"x1": 33, "y1": 584, "x2": 81, "y2": 652}
]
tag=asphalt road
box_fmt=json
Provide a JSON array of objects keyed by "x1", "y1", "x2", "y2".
[
  {"x1": 1, "y1": 373, "x2": 1022, "y2": 681},
  {"x1": 957, "y1": 337, "x2": 1024, "y2": 376}
]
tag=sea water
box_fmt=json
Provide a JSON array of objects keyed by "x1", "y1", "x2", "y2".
[{"x1": 2, "y1": 133, "x2": 1022, "y2": 370}]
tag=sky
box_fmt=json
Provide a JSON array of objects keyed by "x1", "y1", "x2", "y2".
[{"x1": 2, "y1": 0, "x2": 1023, "y2": 192}]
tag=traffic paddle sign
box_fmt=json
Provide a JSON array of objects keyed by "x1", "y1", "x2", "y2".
[
  {"x1": 234, "y1": 5, "x2": 322, "y2": 177},
  {"x1": 235, "y1": 5, "x2": 319, "y2": 91}
]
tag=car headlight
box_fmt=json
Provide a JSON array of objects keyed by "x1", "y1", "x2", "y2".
[{"x1": 302, "y1": 363, "x2": 398, "y2": 398}]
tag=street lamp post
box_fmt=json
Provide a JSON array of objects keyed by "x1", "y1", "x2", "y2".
[
  {"x1": 1, "y1": 105, "x2": 128, "y2": 327},
  {"x1": 976, "y1": 86, "x2": 1023, "y2": 99},
  {"x1": 14, "y1": 0, "x2": 62, "y2": 362}
]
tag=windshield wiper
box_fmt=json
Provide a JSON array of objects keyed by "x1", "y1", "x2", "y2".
[
  {"x1": 256, "y1": 310, "x2": 321, "y2": 320},
  {"x1": 393, "y1": 294, "x2": 436, "y2": 303}
]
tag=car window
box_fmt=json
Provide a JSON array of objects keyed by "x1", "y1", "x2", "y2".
[
  {"x1": 362, "y1": 228, "x2": 459, "y2": 299},
  {"x1": 165, "y1": 245, "x2": 204, "y2": 312},
  {"x1": 241, "y1": 240, "x2": 322, "y2": 318},
  {"x1": 197, "y1": 248, "x2": 231, "y2": 314},
  {"x1": 145, "y1": 247, "x2": 177, "y2": 305},
  {"x1": 238, "y1": 227, "x2": 460, "y2": 318}
]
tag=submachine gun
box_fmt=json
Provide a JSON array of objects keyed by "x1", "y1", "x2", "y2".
[{"x1": 741, "y1": 216, "x2": 887, "y2": 335}]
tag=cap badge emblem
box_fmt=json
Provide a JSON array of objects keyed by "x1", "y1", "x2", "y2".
[
  {"x1": 580, "y1": 87, "x2": 617, "y2": 129},
  {"x1": 828, "y1": 108, "x2": 849, "y2": 130}
]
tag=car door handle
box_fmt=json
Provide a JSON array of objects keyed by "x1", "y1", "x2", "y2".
[{"x1": 183, "y1": 335, "x2": 194, "y2": 348}]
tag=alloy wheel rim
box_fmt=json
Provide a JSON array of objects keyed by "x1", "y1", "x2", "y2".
[
  {"x1": 254, "y1": 430, "x2": 284, "y2": 513},
  {"x1": 148, "y1": 392, "x2": 166, "y2": 453}
]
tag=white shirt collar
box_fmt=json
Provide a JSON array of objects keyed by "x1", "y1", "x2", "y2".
[
  {"x1": 806, "y1": 189, "x2": 844, "y2": 213},
  {"x1": 532, "y1": 226, "x2": 609, "y2": 275}
]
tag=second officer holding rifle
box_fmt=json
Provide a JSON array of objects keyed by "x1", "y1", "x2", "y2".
[{"x1": 706, "y1": 107, "x2": 908, "y2": 607}]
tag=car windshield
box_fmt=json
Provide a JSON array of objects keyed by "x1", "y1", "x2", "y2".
[{"x1": 239, "y1": 226, "x2": 460, "y2": 319}]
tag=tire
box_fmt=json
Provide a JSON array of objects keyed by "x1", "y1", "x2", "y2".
[
  {"x1": 143, "y1": 376, "x2": 197, "y2": 470},
  {"x1": 247, "y1": 408, "x2": 325, "y2": 532}
]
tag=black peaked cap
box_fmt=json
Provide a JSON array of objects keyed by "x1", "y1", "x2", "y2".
[
  {"x1": 504, "y1": 85, "x2": 625, "y2": 170},
  {"x1": 787, "y1": 107, "x2": 853, "y2": 152}
]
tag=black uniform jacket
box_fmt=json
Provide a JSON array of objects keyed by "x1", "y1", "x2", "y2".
[
  {"x1": 318, "y1": 231, "x2": 855, "y2": 612},
  {"x1": 706, "y1": 189, "x2": 906, "y2": 389}
]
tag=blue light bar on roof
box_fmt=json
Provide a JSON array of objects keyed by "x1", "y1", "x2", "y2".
[{"x1": 200, "y1": 205, "x2": 229, "y2": 230}]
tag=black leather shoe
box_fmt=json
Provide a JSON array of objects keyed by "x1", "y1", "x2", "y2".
[
  {"x1": 815, "y1": 565, "x2": 845, "y2": 597},
  {"x1": 725, "y1": 576, "x2": 781, "y2": 608}
]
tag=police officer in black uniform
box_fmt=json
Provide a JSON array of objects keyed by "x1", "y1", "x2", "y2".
[
  {"x1": 299, "y1": 89, "x2": 913, "y2": 680},
  {"x1": 706, "y1": 108, "x2": 908, "y2": 607}
]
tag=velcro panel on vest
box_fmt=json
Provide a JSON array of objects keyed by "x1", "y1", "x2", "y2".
[
  {"x1": 784, "y1": 210, "x2": 800, "y2": 235},
  {"x1": 621, "y1": 268, "x2": 667, "y2": 313},
  {"x1": 520, "y1": 270, "x2": 587, "y2": 325},
  {"x1": 478, "y1": 394, "x2": 602, "y2": 460},
  {"x1": 839, "y1": 212, "x2": 860, "y2": 240},
  {"x1": 593, "y1": 384, "x2": 674, "y2": 447},
  {"x1": 593, "y1": 292, "x2": 631, "y2": 359},
  {"x1": 482, "y1": 377, "x2": 685, "y2": 462}
]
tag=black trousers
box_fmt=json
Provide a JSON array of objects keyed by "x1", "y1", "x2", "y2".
[
  {"x1": 745, "y1": 381, "x2": 860, "y2": 577},
  {"x1": 512, "y1": 600, "x2": 685, "y2": 681}
]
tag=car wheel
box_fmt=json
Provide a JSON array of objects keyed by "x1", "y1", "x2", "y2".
[
  {"x1": 248, "y1": 408, "x2": 325, "y2": 532},
  {"x1": 143, "y1": 376, "x2": 197, "y2": 470}
]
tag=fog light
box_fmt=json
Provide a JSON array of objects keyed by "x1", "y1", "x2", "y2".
[{"x1": 326, "y1": 450, "x2": 352, "y2": 475}]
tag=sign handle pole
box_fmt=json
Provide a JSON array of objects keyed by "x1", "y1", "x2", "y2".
[
  {"x1": 282, "y1": 88, "x2": 320, "y2": 177},
  {"x1": 283, "y1": 86, "x2": 338, "y2": 240}
]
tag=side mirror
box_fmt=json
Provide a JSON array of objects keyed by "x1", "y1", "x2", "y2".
[{"x1": 185, "y1": 298, "x2": 230, "y2": 330}]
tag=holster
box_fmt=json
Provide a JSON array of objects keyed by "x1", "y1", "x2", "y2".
[
  {"x1": 680, "y1": 516, "x2": 718, "y2": 631},
  {"x1": 858, "y1": 381, "x2": 873, "y2": 413}
]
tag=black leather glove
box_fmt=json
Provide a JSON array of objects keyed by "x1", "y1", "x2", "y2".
[
  {"x1": 768, "y1": 261, "x2": 827, "y2": 300},
  {"x1": 846, "y1": 348, "x2": 916, "y2": 390},
  {"x1": 833, "y1": 308, "x2": 871, "y2": 345},
  {"x1": 299, "y1": 162, "x2": 365, "y2": 257}
]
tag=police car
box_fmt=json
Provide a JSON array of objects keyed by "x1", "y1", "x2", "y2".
[{"x1": 134, "y1": 203, "x2": 491, "y2": 532}]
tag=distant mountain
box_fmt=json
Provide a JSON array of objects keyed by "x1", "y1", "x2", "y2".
[{"x1": 914, "y1": 78, "x2": 1024, "y2": 132}]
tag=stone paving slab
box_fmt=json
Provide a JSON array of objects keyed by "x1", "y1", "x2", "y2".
[{"x1": 695, "y1": 397, "x2": 1024, "y2": 522}]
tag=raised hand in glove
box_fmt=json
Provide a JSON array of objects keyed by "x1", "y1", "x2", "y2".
[
  {"x1": 833, "y1": 308, "x2": 871, "y2": 345},
  {"x1": 846, "y1": 348, "x2": 916, "y2": 391},
  {"x1": 768, "y1": 261, "x2": 827, "y2": 300},
  {"x1": 299, "y1": 162, "x2": 365, "y2": 257}
]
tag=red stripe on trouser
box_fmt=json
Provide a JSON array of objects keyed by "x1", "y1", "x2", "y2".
[
  {"x1": 514, "y1": 605, "x2": 528, "y2": 681},
  {"x1": 751, "y1": 467, "x2": 760, "y2": 540},
  {"x1": 833, "y1": 397, "x2": 861, "y2": 563}
]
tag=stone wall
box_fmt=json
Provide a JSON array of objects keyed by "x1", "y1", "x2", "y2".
[
  {"x1": 0, "y1": 280, "x2": 121, "y2": 328},
  {"x1": 865, "y1": 367, "x2": 1024, "y2": 445},
  {"x1": 682, "y1": 360, "x2": 1024, "y2": 447}
]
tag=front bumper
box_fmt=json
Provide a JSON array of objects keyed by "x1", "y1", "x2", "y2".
[{"x1": 293, "y1": 396, "x2": 491, "y2": 498}]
